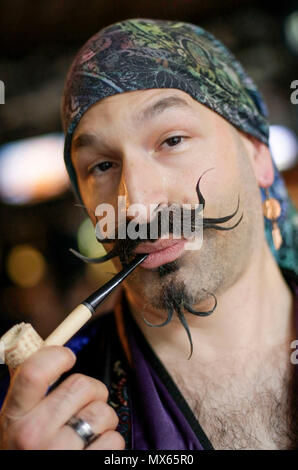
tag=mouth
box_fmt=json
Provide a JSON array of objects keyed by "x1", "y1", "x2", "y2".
[{"x1": 134, "y1": 237, "x2": 186, "y2": 269}]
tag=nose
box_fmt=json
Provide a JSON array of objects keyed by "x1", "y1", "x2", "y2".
[{"x1": 120, "y1": 151, "x2": 168, "y2": 224}]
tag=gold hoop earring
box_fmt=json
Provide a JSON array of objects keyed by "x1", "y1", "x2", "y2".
[{"x1": 262, "y1": 188, "x2": 282, "y2": 250}]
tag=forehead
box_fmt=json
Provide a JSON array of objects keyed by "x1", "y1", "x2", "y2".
[{"x1": 73, "y1": 88, "x2": 202, "y2": 134}]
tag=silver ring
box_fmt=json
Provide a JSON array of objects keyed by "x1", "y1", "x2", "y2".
[{"x1": 66, "y1": 416, "x2": 97, "y2": 447}]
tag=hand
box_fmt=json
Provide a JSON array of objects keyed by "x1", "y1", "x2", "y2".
[{"x1": 0, "y1": 346, "x2": 125, "y2": 450}]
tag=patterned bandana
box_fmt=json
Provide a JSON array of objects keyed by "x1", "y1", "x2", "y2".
[{"x1": 61, "y1": 18, "x2": 298, "y2": 274}]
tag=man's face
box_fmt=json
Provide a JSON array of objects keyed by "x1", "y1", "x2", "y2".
[{"x1": 71, "y1": 88, "x2": 264, "y2": 318}]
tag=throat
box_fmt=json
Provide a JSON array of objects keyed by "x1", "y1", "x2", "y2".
[{"x1": 162, "y1": 347, "x2": 298, "y2": 450}]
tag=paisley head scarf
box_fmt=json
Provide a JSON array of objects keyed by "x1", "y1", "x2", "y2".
[{"x1": 61, "y1": 18, "x2": 298, "y2": 274}]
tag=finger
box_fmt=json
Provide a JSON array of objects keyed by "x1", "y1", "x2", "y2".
[
  {"x1": 2, "y1": 346, "x2": 76, "y2": 419},
  {"x1": 4, "y1": 374, "x2": 109, "y2": 449},
  {"x1": 86, "y1": 430, "x2": 126, "y2": 450},
  {"x1": 25, "y1": 373, "x2": 109, "y2": 437},
  {"x1": 46, "y1": 401, "x2": 118, "y2": 450}
]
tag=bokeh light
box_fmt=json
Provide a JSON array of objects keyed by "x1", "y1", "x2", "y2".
[
  {"x1": 284, "y1": 11, "x2": 298, "y2": 55},
  {"x1": 77, "y1": 218, "x2": 106, "y2": 258},
  {"x1": 6, "y1": 244, "x2": 46, "y2": 288},
  {"x1": 269, "y1": 125, "x2": 298, "y2": 171},
  {"x1": 77, "y1": 218, "x2": 117, "y2": 284},
  {"x1": 0, "y1": 133, "x2": 69, "y2": 204}
]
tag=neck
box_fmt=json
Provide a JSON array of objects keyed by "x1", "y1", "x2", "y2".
[{"x1": 125, "y1": 241, "x2": 295, "y2": 365}]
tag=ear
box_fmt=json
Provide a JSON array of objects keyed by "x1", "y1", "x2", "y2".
[{"x1": 240, "y1": 133, "x2": 274, "y2": 188}]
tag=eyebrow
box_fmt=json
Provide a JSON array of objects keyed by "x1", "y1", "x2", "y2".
[
  {"x1": 137, "y1": 95, "x2": 191, "y2": 124},
  {"x1": 72, "y1": 133, "x2": 99, "y2": 151},
  {"x1": 72, "y1": 95, "x2": 192, "y2": 151}
]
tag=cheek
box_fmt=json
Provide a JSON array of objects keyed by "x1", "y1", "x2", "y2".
[
  {"x1": 77, "y1": 178, "x2": 94, "y2": 209},
  {"x1": 173, "y1": 150, "x2": 228, "y2": 206},
  {"x1": 77, "y1": 174, "x2": 106, "y2": 210},
  {"x1": 207, "y1": 133, "x2": 243, "y2": 193}
]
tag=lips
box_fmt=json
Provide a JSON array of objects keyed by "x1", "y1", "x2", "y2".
[{"x1": 134, "y1": 237, "x2": 186, "y2": 269}]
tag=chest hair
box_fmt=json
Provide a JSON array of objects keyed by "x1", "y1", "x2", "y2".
[{"x1": 165, "y1": 350, "x2": 298, "y2": 450}]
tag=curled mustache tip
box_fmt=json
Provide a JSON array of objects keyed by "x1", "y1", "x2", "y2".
[
  {"x1": 195, "y1": 167, "x2": 215, "y2": 209},
  {"x1": 69, "y1": 247, "x2": 118, "y2": 263},
  {"x1": 142, "y1": 308, "x2": 174, "y2": 328},
  {"x1": 184, "y1": 292, "x2": 217, "y2": 316},
  {"x1": 204, "y1": 212, "x2": 243, "y2": 231},
  {"x1": 176, "y1": 306, "x2": 193, "y2": 360},
  {"x1": 203, "y1": 195, "x2": 241, "y2": 225}
]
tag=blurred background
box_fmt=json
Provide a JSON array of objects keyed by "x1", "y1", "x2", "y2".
[{"x1": 0, "y1": 0, "x2": 297, "y2": 338}]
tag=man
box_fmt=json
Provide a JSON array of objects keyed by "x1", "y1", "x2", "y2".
[{"x1": 0, "y1": 18, "x2": 297, "y2": 450}]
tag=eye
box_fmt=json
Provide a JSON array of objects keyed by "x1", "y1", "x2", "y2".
[
  {"x1": 89, "y1": 161, "x2": 114, "y2": 174},
  {"x1": 162, "y1": 136, "x2": 184, "y2": 148}
]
